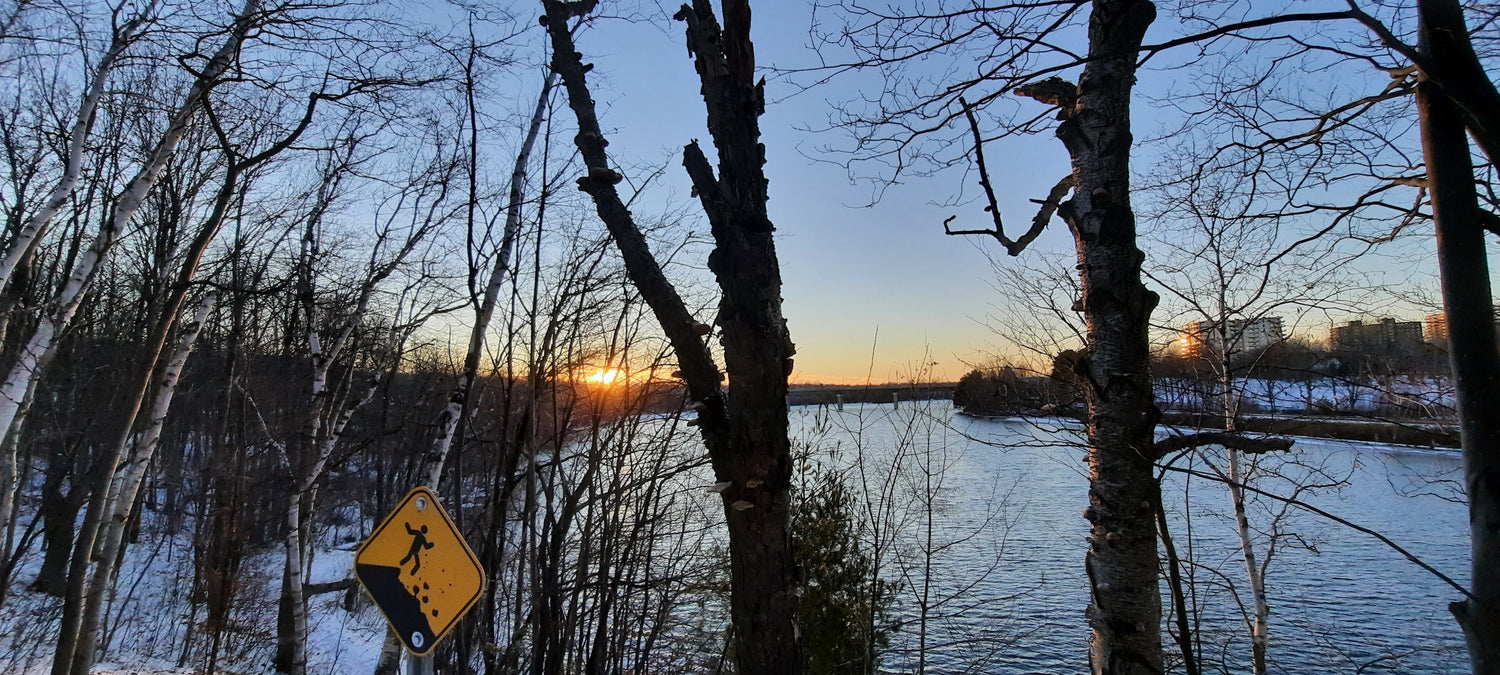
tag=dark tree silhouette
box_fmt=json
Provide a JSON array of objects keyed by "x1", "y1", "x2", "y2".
[{"x1": 542, "y1": 0, "x2": 801, "y2": 671}]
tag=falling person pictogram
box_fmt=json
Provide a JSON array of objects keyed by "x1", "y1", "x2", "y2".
[{"x1": 401, "y1": 522, "x2": 435, "y2": 574}]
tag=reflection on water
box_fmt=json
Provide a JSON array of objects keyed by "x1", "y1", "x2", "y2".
[{"x1": 790, "y1": 402, "x2": 1468, "y2": 674}]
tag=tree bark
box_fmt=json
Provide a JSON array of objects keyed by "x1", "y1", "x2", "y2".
[
  {"x1": 32, "y1": 453, "x2": 86, "y2": 597},
  {"x1": 1021, "y1": 1, "x2": 1164, "y2": 672},
  {"x1": 1416, "y1": 5, "x2": 1500, "y2": 672},
  {"x1": 541, "y1": 1, "x2": 800, "y2": 671},
  {"x1": 48, "y1": 4, "x2": 266, "y2": 672},
  {"x1": 277, "y1": 490, "x2": 310, "y2": 675},
  {"x1": 70, "y1": 296, "x2": 214, "y2": 671},
  {"x1": 1221, "y1": 350, "x2": 1268, "y2": 674},
  {"x1": 1226, "y1": 448, "x2": 1268, "y2": 674},
  {"x1": 1153, "y1": 478, "x2": 1199, "y2": 675}
]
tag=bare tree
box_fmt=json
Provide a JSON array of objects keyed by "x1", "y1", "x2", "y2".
[
  {"x1": 0, "y1": 0, "x2": 158, "y2": 568},
  {"x1": 0, "y1": 2, "x2": 153, "y2": 327},
  {"x1": 945, "y1": 4, "x2": 1171, "y2": 669},
  {"x1": 1413, "y1": 2, "x2": 1500, "y2": 670},
  {"x1": 373, "y1": 63, "x2": 558, "y2": 675},
  {"x1": 541, "y1": 0, "x2": 800, "y2": 670},
  {"x1": 1138, "y1": 2, "x2": 1500, "y2": 667},
  {"x1": 424, "y1": 69, "x2": 555, "y2": 491},
  {"x1": 43, "y1": 4, "x2": 280, "y2": 672},
  {"x1": 1139, "y1": 152, "x2": 1379, "y2": 673},
  {"x1": 272, "y1": 124, "x2": 459, "y2": 675},
  {"x1": 798, "y1": 0, "x2": 1495, "y2": 669}
]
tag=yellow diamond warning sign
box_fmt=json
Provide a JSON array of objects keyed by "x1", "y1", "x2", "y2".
[{"x1": 355, "y1": 486, "x2": 483, "y2": 655}]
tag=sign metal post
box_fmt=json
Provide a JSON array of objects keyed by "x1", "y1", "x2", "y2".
[{"x1": 406, "y1": 651, "x2": 434, "y2": 675}]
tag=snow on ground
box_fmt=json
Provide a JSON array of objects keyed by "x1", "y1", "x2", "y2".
[
  {"x1": 1156, "y1": 376, "x2": 1456, "y2": 415},
  {"x1": 1, "y1": 508, "x2": 388, "y2": 674}
]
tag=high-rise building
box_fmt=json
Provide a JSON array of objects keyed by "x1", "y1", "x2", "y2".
[
  {"x1": 1424, "y1": 310, "x2": 1500, "y2": 347},
  {"x1": 1425, "y1": 313, "x2": 1448, "y2": 343},
  {"x1": 1330, "y1": 318, "x2": 1424, "y2": 353},
  {"x1": 1179, "y1": 317, "x2": 1284, "y2": 358}
]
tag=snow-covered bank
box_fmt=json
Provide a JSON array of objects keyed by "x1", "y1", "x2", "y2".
[{"x1": 1, "y1": 511, "x2": 388, "y2": 674}]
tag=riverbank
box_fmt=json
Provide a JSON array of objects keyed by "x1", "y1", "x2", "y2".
[
  {"x1": 1160, "y1": 410, "x2": 1460, "y2": 448},
  {"x1": 956, "y1": 406, "x2": 1460, "y2": 449}
]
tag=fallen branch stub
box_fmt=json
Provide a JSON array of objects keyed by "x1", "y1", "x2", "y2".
[
  {"x1": 1013, "y1": 76, "x2": 1079, "y2": 118},
  {"x1": 305, "y1": 578, "x2": 358, "y2": 596},
  {"x1": 1154, "y1": 431, "x2": 1294, "y2": 458}
]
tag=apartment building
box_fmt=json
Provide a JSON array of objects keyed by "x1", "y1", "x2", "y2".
[
  {"x1": 1330, "y1": 318, "x2": 1424, "y2": 353},
  {"x1": 1179, "y1": 316, "x2": 1284, "y2": 358}
]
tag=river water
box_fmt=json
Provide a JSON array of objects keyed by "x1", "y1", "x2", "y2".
[{"x1": 788, "y1": 401, "x2": 1469, "y2": 674}]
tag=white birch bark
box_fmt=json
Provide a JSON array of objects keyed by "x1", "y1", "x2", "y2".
[
  {"x1": 72, "y1": 295, "x2": 214, "y2": 666},
  {"x1": 424, "y1": 71, "x2": 554, "y2": 490},
  {"x1": 280, "y1": 489, "x2": 309, "y2": 675},
  {"x1": 1227, "y1": 447, "x2": 1270, "y2": 674},
  {"x1": 0, "y1": 11, "x2": 149, "y2": 295},
  {"x1": 43, "y1": 3, "x2": 267, "y2": 672},
  {"x1": 278, "y1": 379, "x2": 377, "y2": 675},
  {"x1": 1221, "y1": 343, "x2": 1269, "y2": 675},
  {"x1": 1, "y1": 0, "x2": 260, "y2": 527},
  {"x1": 0, "y1": 362, "x2": 42, "y2": 570},
  {"x1": 0, "y1": 9, "x2": 159, "y2": 552}
]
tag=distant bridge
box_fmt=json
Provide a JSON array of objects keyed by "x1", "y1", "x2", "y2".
[{"x1": 786, "y1": 383, "x2": 955, "y2": 408}]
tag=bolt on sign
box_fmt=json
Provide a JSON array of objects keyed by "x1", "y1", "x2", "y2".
[{"x1": 355, "y1": 486, "x2": 484, "y2": 655}]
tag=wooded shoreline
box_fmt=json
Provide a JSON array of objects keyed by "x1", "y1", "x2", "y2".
[{"x1": 957, "y1": 407, "x2": 1462, "y2": 449}]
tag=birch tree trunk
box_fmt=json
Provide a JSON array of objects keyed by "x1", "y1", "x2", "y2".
[
  {"x1": 70, "y1": 296, "x2": 214, "y2": 670},
  {"x1": 46, "y1": 4, "x2": 266, "y2": 672},
  {"x1": 276, "y1": 380, "x2": 378, "y2": 675},
  {"x1": 68, "y1": 82, "x2": 327, "y2": 670},
  {"x1": 1226, "y1": 446, "x2": 1269, "y2": 673},
  {"x1": 0, "y1": 361, "x2": 42, "y2": 587},
  {"x1": 280, "y1": 162, "x2": 440, "y2": 673},
  {"x1": 424, "y1": 70, "x2": 555, "y2": 489},
  {"x1": 274, "y1": 317, "x2": 370, "y2": 675},
  {"x1": 0, "y1": 8, "x2": 153, "y2": 555},
  {"x1": 1217, "y1": 339, "x2": 1269, "y2": 674}
]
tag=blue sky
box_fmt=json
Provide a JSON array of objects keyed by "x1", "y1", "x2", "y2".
[
  {"x1": 498, "y1": 1, "x2": 1490, "y2": 384},
  {"x1": 549, "y1": 4, "x2": 1077, "y2": 383}
]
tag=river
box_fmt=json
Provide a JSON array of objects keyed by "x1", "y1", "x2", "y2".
[{"x1": 789, "y1": 401, "x2": 1469, "y2": 674}]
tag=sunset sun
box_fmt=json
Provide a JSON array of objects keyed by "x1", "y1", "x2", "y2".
[{"x1": 585, "y1": 368, "x2": 624, "y2": 385}]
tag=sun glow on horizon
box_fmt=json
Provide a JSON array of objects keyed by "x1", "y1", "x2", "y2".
[{"x1": 585, "y1": 368, "x2": 625, "y2": 385}]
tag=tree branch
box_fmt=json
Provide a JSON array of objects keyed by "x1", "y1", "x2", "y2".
[
  {"x1": 1138, "y1": 11, "x2": 1360, "y2": 64},
  {"x1": 541, "y1": 0, "x2": 728, "y2": 430},
  {"x1": 1158, "y1": 463, "x2": 1475, "y2": 602},
  {"x1": 1357, "y1": 0, "x2": 1500, "y2": 165},
  {"x1": 1482, "y1": 210, "x2": 1500, "y2": 238},
  {"x1": 944, "y1": 98, "x2": 1075, "y2": 256},
  {"x1": 1155, "y1": 431, "x2": 1294, "y2": 457}
]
